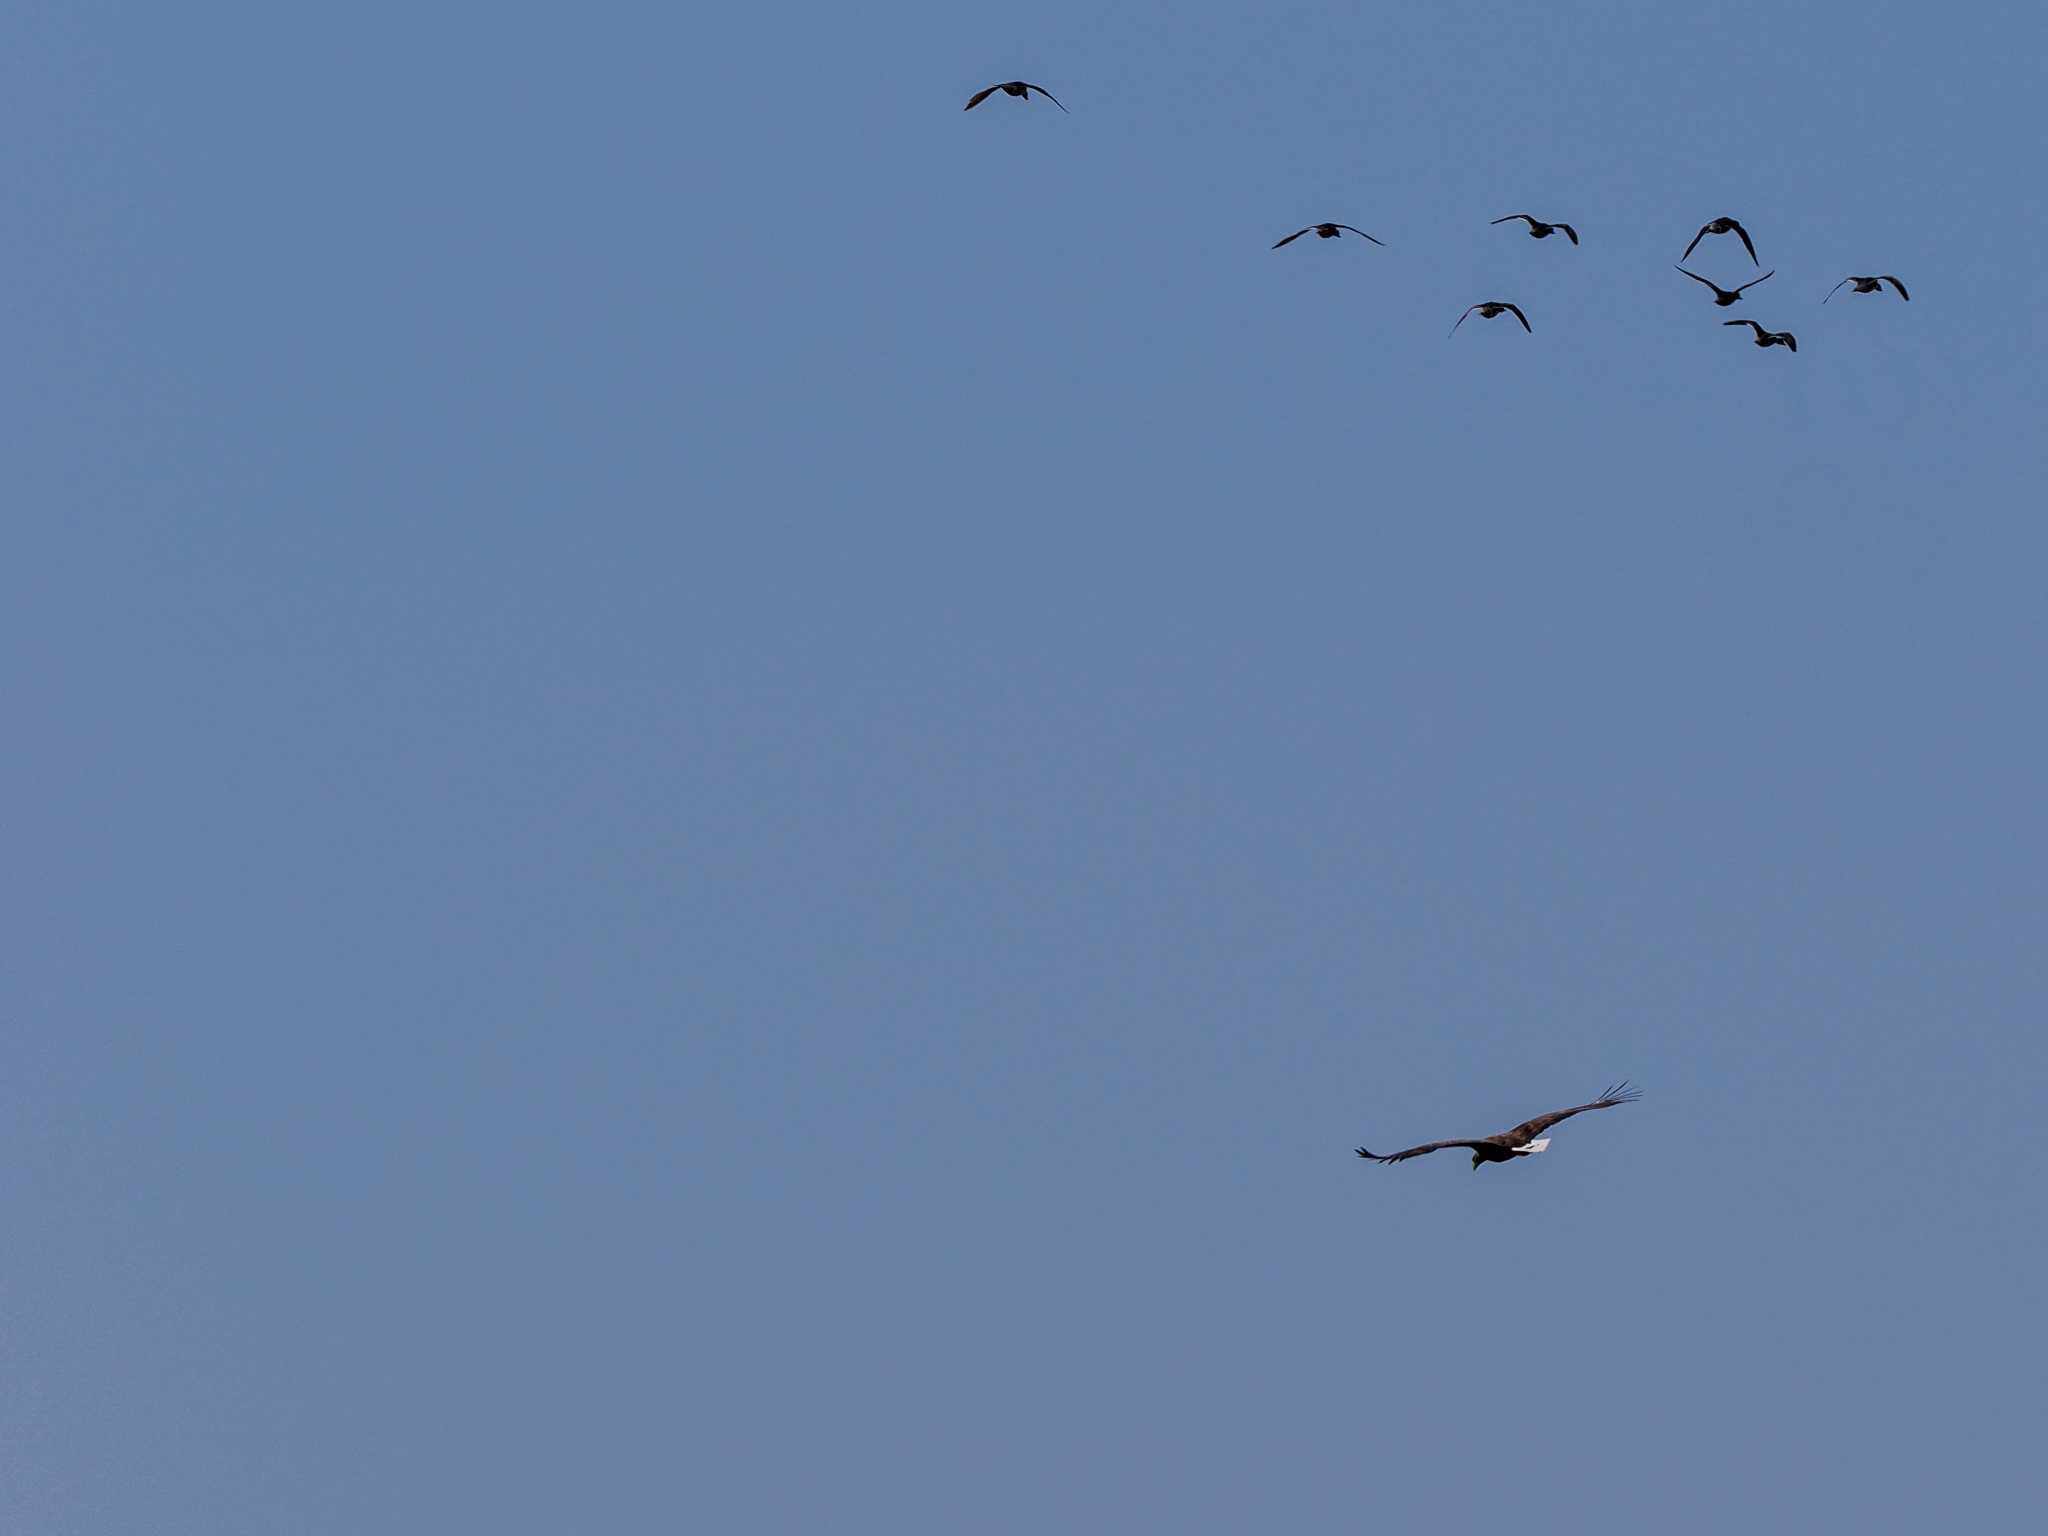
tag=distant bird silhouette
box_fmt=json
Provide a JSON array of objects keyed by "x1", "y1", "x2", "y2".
[
  {"x1": 1724, "y1": 319, "x2": 1796, "y2": 352},
  {"x1": 1272, "y1": 222, "x2": 1385, "y2": 249},
  {"x1": 1492, "y1": 213, "x2": 1578, "y2": 245},
  {"x1": 1450, "y1": 301, "x2": 1531, "y2": 337},
  {"x1": 1676, "y1": 266, "x2": 1775, "y2": 306},
  {"x1": 963, "y1": 81, "x2": 1066, "y2": 113},
  {"x1": 1356, "y1": 1082, "x2": 1642, "y2": 1170},
  {"x1": 1824, "y1": 274, "x2": 1910, "y2": 303},
  {"x1": 1682, "y1": 216, "x2": 1760, "y2": 266}
]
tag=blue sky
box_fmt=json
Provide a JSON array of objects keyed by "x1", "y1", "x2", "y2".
[{"x1": 5, "y1": 2, "x2": 2046, "y2": 1530}]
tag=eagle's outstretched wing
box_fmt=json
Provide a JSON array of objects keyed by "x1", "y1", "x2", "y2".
[
  {"x1": 1355, "y1": 1140, "x2": 1495, "y2": 1164},
  {"x1": 1501, "y1": 1081, "x2": 1641, "y2": 1146},
  {"x1": 1333, "y1": 224, "x2": 1385, "y2": 245},
  {"x1": 1881, "y1": 275, "x2": 1910, "y2": 300},
  {"x1": 1272, "y1": 228, "x2": 1311, "y2": 248}
]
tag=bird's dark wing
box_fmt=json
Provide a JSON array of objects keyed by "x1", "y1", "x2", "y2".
[
  {"x1": 1021, "y1": 83, "x2": 1068, "y2": 112},
  {"x1": 964, "y1": 85, "x2": 1000, "y2": 111},
  {"x1": 1882, "y1": 275, "x2": 1910, "y2": 300},
  {"x1": 1449, "y1": 305, "x2": 1480, "y2": 336},
  {"x1": 1356, "y1": 1140, "x2": 1495, "y2": 1164},
  {"x1": 1736, "y1": 269, "x2": 1775, "y2": 294},
  {"x1": 1780, "y1": 333, "x2": 1797, "y2": 351},
  {"x1": 1558, "y1": 223, "x2": 1579, "y2": 245},
  {"x1": 1503, "y1": 302, "x2": 1531, "y2": 332},
  {"x1": 1272, "y1": 228, "x2": 1312, "y2": 248},
  {"x1": 1333, "y1": 225, "x2": 1385, "y2": 245},
  {"x1": 1501, "y1": 1082, "x2": 1641, "y2": 1146},
  {"x1": 1724, "y1": 319, "x2": 1764, "y2": 334},
  {"x1": 1731, "y1": 220, "x2": 1759, "y2": 264},
  {"x1": 1681, "y1": 225, "x2": 1710, "y2": 261},
  {"x1": 1822, "y1": 277, "x2": 1850, "y2": 303},
  {"x1": 1675, "y1": 266, "x2": 1719, "y2": 291},
  {"x1": 1492, "y1": 214, "x2": 1535, "y2": 226}
]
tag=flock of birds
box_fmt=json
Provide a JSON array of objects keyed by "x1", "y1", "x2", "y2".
[
  {"x1": 964, "y1": 78, "x2": 1919, "y2": 1175},
  {"x1": 966, "y1": 80, "x2": 1913, "y2": 360},
  {"x1": 961, "y1": 81, "x2": 1850, "y2": 1177}
]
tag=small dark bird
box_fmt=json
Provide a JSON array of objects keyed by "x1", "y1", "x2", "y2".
[
  {"x1": 963, "y1": 81, "x2": 1067, "y2": 113},
  {"x1": 1356, "y1": 1082, "x2": 1642, "y2": 1170},
  {"x1": 1492, "y1": 213, "x2": 1578, "y2": 245},
  {"x1": 1449, "y1": 301, "x2": 1531, "y2": 337},
  {"x1": 1272, "y1": 222, "x2": 1385, "y2": 249},
  {"x1": 1724, "y1": 319, "x2": 1797, "y2": 352},
  {"x1": 1676, "y1": 266, "x2": 1774, "y2": 306},
  {"x1": 1824, "y1": 274, "x2": 1911, "y2": 303},
  {"x1": 1682, "y1": 216, "x2": 1760, "y2": 266}
]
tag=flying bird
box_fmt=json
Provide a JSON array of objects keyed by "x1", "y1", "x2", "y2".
[
  {"x1": 963, "y1": 80, "x2": 1067, "y2": 113},
  {"x1": 1492, "y1": 214, "x2": 1578, "y2": 245},
  {"x1": 1449, "y1": 300, "x2": 1531, "y2": 337},
  {"x1": 1273, "y1": 222, "x2": 1385, "y2": 249},
  {"x1": 1356, "y1": 1082, "x2": 1642, "y2": 1170},
  {"x1": 1824, "y1": 274, "x2": 1910, "y2": 303},
  {"x1": 1724, "y1": 319, "x2": 1797, "y2": 351},
  {"x1": 1681, "y1": 216, "x2": 1760, "y2": 266},
  {"x1": 1676, "y1": 266, "x2": 1775, "y2": 306}
]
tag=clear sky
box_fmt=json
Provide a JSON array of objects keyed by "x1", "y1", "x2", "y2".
[{"x1": 5, "y1": 2, "x2": 2046, "y2": 1530}]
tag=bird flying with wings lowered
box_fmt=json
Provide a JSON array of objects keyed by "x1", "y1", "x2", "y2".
[{"x1": 1355, "y1": 1082, "x2": 1642, "y2": 1169}]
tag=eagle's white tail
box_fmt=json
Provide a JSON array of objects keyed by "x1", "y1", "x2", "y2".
[{"x1": 1515, "y1": 1138, "x2": 1551, "y2": 1153}]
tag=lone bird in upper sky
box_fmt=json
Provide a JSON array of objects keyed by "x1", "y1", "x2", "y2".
[
  {"x1": 1273, "y1": 222, "x2": 1385, "y2": 249},
  {"x1": 1356, "y1": 1082, "x2": 1642, "y2": 1170},
  {"x1": 1824, "y1": 274, "x2": 1911, "y2": 303},
  {"x1": 1449, "y1": 300, "x2": 1531, "y2": 337},
  {"x1": 1676, "y1": 266, "x2": 1775, "y2": 306},
  {"x1": 1724, "y1": 319, "x2": 1797, "y2": 351},
  {"x1": 1682, "y1": 216, "x2": 1760, "y2": 266},
  {"x1": 1492, "y1": 213, "x2": 1578, "y2": 245},
  {"x1": 963, "y1": 80, "x2": 1067, "y2": 113}
]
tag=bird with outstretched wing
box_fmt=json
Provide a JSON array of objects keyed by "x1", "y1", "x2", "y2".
[
  {"x1": 1356, "y1": 1083, "x2": 1641, "y2": 1169},
  {"x1": 964, "y1": 80, "x2": 1067, "y2": 112}
]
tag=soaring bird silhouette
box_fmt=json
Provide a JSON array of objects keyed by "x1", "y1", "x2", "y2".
[
  {"x1": 1676, "y1": 266, "x2": 1775, "y2": 306},
  {"x1": 1682, "y1": 216, "x2": 1760, "y2": 266},
  {"x1": 1356, "y1": 1083, "x2": 1642, "y2": 1170},
  {"x1": 1272, "y1": 222, "x2": 1385, "y2": 249},
  {"x1": 1724, "y1": 319, "x2": 1797, "y2": 352},
  {"x1": 1824, "y1": 274, "x2": 1910, "y2": 303},
  {"x1": 1449, "y1": 301, "x2": 1531, "y2": 337},
  {"x1": 963, "y1": 80, "x2": 1067, "y2": 112},
  {"x1": 1492, "y1": 213, "x2": 1578, "y2": 245}
]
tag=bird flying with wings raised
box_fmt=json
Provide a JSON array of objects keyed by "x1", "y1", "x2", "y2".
[
  {"x1": 964, "y1": 80, "x2": 1067, "y2": 112},
  {"x1": 1675, "y1": 265, "x2": 1775, "y2": 306},
  {"x1": 1356, "y1": 1082, "x2": 1641, "y2": 1169}
]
